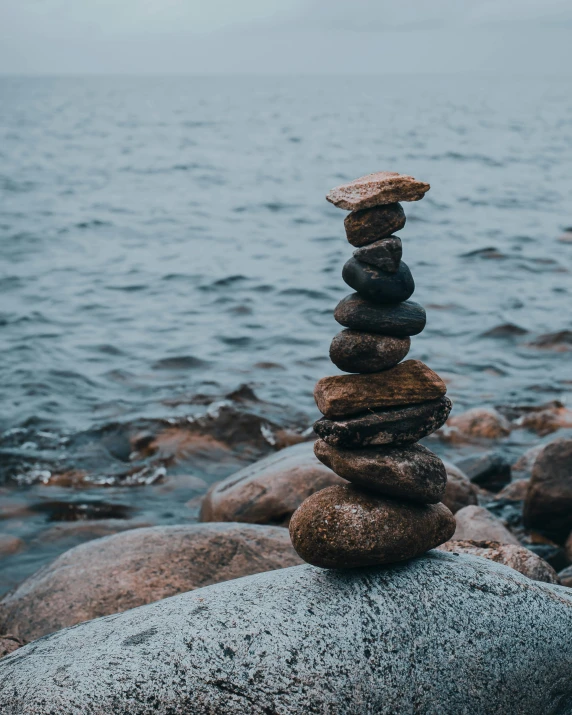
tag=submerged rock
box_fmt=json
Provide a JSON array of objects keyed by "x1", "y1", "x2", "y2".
[
  {"x1": 452, "y1": 505, "x2": 520, "y2": 545},
  {"x1": 327, "y1": 171, "x2": 430, "y2": 210},
  {"x1": 335, "y1": 294, "x2": 426, "y2": 336},
  {"x1": 329, "y1": 330, "x2": 410, "y2": 373},
  {"x1": 344, "y1": 204, "x2": 406, "y2": 246},
  {"x1": 342, "y1": 258, "x2": 415, "y2": 304}
]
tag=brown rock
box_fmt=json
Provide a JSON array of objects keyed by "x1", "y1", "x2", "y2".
[
  {"x1": 200, "y1": 442, "x2": 344, "y2": 526},
  {"x1": 512, "y1": 445, "x2": 544, "y2": 479},
  {"x1": 0, "y1": 535, "x2": 24, "y2": 557},
  {"x1": 353, "y1": 236, "x2": 402, "y2": 271},
  {"x1": 0, "y1": 634, "x2": 26, "y2": 658},
  {"x1": 314, "y1": 359, "x2": 447, "y2": 419},
  {"x1": 438, "y1": 540, "x2": 559, "y2": 584},
  {"x1": 314, "y1": 441, "x2": 446, "y2": 503},
  {"x1": 528, "y1": 330, "x2": 572, "y2": 352},
  {"x1": 441, "y1": 461, "x2": 479, "y2": 513},
  {"x1": 335, "y1": 294, "x2": 426, "y2": 336},
  {"x1": 289, "y1": 484, "x2": 455, "y2": 568},
  {"x1": 326, "y1": 171, "x2": 430, "y2": 211},
  {"x1": 329, "y1": 330, "x2": 410, "y2": 374},
  {"x1": 438, "y1": 407, "x2": 511, "y2": 443},
  {"x1": 0, "y1": 523, "x2": 303, "y2": 642},
  {"x1": 344, "y1": 205, "x2": 406, "y2": 247},
  {"x1": 452, "y1": 505, "x2": 519, "y2": 545},
  {"x1": 512, "y1": 401, "x2": 572, "y2": 436},
  {"x1": 494, "y1": 479, "x2": 530, "y2": 502}
]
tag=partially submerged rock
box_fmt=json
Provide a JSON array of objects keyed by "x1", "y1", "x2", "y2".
[
  {"x1": 455, "y1": 452, "x2": 511, "y2": 492},
  {"x1": 441, "y1": 461, "x2": 479, "y2": 513},
  {"x1": 452, "y1": 505, "x2": 520, "y2": 545},
  {"x1": 327, "y1": 171, "x2": 430, "y2": 210},
  {"x1": 439, "y1": 406, "x2": 511, "y2": 442}
]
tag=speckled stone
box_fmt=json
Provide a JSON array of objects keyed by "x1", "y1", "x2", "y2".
[
  {"x1": 353, "y1": 236, "x2": 402, "y2": 271},
  {"x1": 314, "y1": 396, "x2": 452, "y2": 448},
  {"x1": 314, "y1": 359, "x2": 447, "y2": 419},
  {"x1": 329, "y1": 330, "x2": 410, "y2": 373},
  {"x1": 314, "y1": 441, "x2": 447, "y2": 503},
  {"x1": 327, "y1": 171, "x2": 430, "y2": 211},
  {"x1": 342, "y1": 258, "x2": 414, "y2": 304},
  {"x1": 289, "y1": 485, "x2": 455, "y2": 568},
  {"x1": 344, "y1": 205, "x2": 405, "y2": 247},
  {"x1": 335, "y1": 293, "x2": 426, "y2": 336}
]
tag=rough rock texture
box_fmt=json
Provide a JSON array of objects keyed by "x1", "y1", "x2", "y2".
[
  {"x1": 438, "y1": 540, "x2": 559, "y2": 584},
  {"x1": 2, "y1": 553, "x2": 572, "y2": 715},
  {"x1": 329, "y1": 330, "x2": 410, "y2": 373},
  {"x1": 0, "y1": 635, "x2": 25, "y2": 659},
  {"x1": 524, "y1": 438, "x2": 572, "y2": 538},
  {"x1": 559, "y1": 565, "x2": 572, "y2": 588},
  {"x1": 199, "y1": 442, "x2": 343, "y2": 525},
  {"x1": 456, "y1": 452, "x2": 511, "y2": 492},
  {"x1": 344, "y1": 204, "x2": 406, "y2": 247},
  {"x1": 335, "y1": 293, "x2": 426, "y2": 336},
  {"x1": 342, "y1": 258, "x2": 414, "y2": 304},
  {"x1": 314, "y1": 360, "x2": 447, "y2": 419},
  {"x1": 0, "y1": 523, "x2": 302, "y2": 642},
  {"x1": 439, "y1": 407, "x2": 511, "y2": 442},
  {"x1": 289, "y1": 484, "x2": 455, "y2": 568},
  {"x1": 442, "y1": 461, "x2": 479, "y2": 513},
  {"x1": 353, "y1": 236, "x2": 402, "y2": 271},
  {"x1": 452, "y1": 505, "x2": 520, "y2": 545},
  {"x1": 314, "y1": 396, "x2": 452, "y2": 448},
  {"x1": 314, "y1": 440, "x2": 447, "y2": 503},
  {"x1": 327, "y1": 171, "x2": 430, "y2": 210}
]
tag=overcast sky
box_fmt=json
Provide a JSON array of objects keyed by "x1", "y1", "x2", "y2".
[{"x1": 1, "y1": 0, "x2": 571, "y2": 74}]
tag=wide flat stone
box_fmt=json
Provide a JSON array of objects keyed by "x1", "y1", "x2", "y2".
[
  {"x1": 314, "y1": 359, "x2": 447, "y2": 419},
  {"x1": 327, "y1": 171, "x2": 430, "y2": 211},
  {"x1": 353, "y1": 236, "x2": 402, "y2": 271},
  {"x1": 289, "y1": 484, "x2": 455, "y2": 568},
  {"x1": 314, "y1": 396, "x2": 452, "y2": 448},
  {"x1": 342, "y1": 258, "x2": 414, "y2": 304},
  {"x1": 329, "y1": 330, "x2": 410, "y2": 373},
  {"x1": 335, "y1": 293, "x2": 426, "y2": 336},
  {"x1": 344, "y1": 205, "x2": 405, "y2": 247},
  {"x1": 314, "y1": 441, "x2": 447, "y2": 503}
]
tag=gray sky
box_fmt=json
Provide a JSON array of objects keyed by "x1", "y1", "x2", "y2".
[{"x1": 1, "y1": 0, "x2": 570, "y2": 74}]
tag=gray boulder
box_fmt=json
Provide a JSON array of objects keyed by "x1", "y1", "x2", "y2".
[{"x1": 2, "y1": 552, "x2": 572, "y2": 714}]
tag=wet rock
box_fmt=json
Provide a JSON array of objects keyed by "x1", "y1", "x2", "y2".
[
  {"x1": 455, "y1": 452, "x2": 511, "y2": 492},
  {"x1": 452, "y1": 505, "x2": 519, "y2": 545},
  {"x1": 524, "y1": 438, "x2": 572, "y2": 538},
  {"x1": 438, "y1": 540, "x2": 559, "y2": 584},
  {"x1": 353, "y1": 236, "x2": 402, "y2": 272},
  {"x1": 558, "y1": 565, "x2": 572, "y2": 587},
  {"x1": 335, "y1": 293, "x2": 426, "y2": 336},
  {"x1": 289, "y1": 484, "x2": 454, "y2": 568},
  {"x1": 36, "y1": 518, "x2": 151, "y2": 544},
  {"x1": 512, "y1": 445, "x2": 544, "y2": 479},
  {"x1": 441, "y1": 462, "x2": 479, "y2": 514},
  {"x1": 0, "y1": 634, "x2": 25, "y2": 659},
  {"x1": 329, "y1": 330, "x2": 410, "y2": 373},
  {"x1": 494, "y1": 479, "x2": 530, "y2": 502},
  {"x1": 326, "y1": 171, "x2": 430, "y2": 211},
  {"x1": 528, "y1": 329, "x2": 572, "y2": 351},
  {"x1": 438, "y1": 406, "x2": 511, "y2": 442},
  {"x1": 507, "y1": 400, "x2": 572, "y2": 437},
  {"x1": 314, "y1": 396, "x2": 452, "y2": 449},
  {"x1": 314, "y1": 360, "x2": 447, "y2": 419},
  {"x1": 481, "y1": 323, "x2": 528, "y2": 338},
  {"x1": 313, "y1": 441, "x2": 446, "y2": 503},
  {"x1": 342, "y1": 258, "x2": 414, "y2": 304},
  {"x1": 344, "y1": 204, "x2": 406, "y2": 247},
  {"x1": 199, "y1": 442, "x2": 343, "y2": 526},
  {"x1": 0, "y1": 523, "x2": 302, "y2": 642},
  {"x1": 0, "y1": 535, "x2": 23, "y2": 558},
  {"x1": 522, "y1": 533, "x2": 569, "y2": 573}
]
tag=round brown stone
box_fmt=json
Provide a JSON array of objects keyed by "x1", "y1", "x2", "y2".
[
  {"x1": 329, "y1": 330, "x2": 410, "y2": 373},
  {"x1": 344, "y1": 204, "x2": 406, "y2": 248},
  {"x1": 289, "y1": 484, "x2": 455, "y2": 568}
]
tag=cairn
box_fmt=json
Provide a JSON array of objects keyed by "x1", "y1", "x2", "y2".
[{"x1": 289, "y1": 172, "x2": 456, "y2": 568}]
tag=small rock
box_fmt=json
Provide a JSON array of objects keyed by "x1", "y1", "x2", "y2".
[
  {"x1": 353, "y1": 236, "x2": 402, "y2": 272},
  {"x1": 314, "y1": 359, "x2": 447, "y2": 419},
  {"x1": 342, "y1": 258, "x2": 415, "y2": 304},
  {"x1": 441, "y1": 462, "x2": 479, "y2": 513},
  {"x1": 510, "y1": 401, "x2": 572, "y2": 436},
  {"x1": 326, "y1": 171, "x2": 430, "y2": 211},
  {"x1": 0, "y1": 634, "x2": 26, "y2": 658},
  {"x1": 335, "y1": 293, "x2": 426, "y2": 336},
  {"x1": 438, "y1": 407, "x2": 511, "y2": 442},
  {"x1": 455, "y1": 452, "x2": 511, "y2": 492},
  {"x1": 494, "y1": 479, "x2": 530, "y2": 502},
  {"x1": 0, "y1": 535, "x2": 23, "y2": 557},
  {"x1": 528, "y1": 330, "x2": 572, "y2": 351},
  {"x1": 200, "y1": 442, "x2": 343, "y2": 525},
  {"x1": 329, "y1": 330, "x2": 410, "y2": 374},
  {"x1": 314, "y1": 441, "x2": 446, "y2": 503},
  {"x1": 452, "y1": 505, "x2": 519, "y2": 545},
  {"x1": 512, "y1": 445, "x2": 544, "y2": 479},
  {"x1": 289, "y1": 484, "x2": 455, "y2": 568},
  {"x1": 558, "y1": 565, "x2": 572, "y2": 587},
  {"x1": 344, "y1": 204, "x2": 406, "y2": 247},
  {"x1": 482, "y1": 323, "x2": 528, "y2": 338},
  {"x1": 314, "y1": 397, "x2": 452, "y2": 448},
  {"x1": 438, "y1": 540, "x2": 559, "y2": 584}
]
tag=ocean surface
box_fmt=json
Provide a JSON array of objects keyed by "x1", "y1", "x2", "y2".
[{"x1": 1, "y1": 75, "x2": 572, "y2": 595}]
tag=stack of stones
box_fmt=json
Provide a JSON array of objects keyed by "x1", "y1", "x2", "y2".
[{"x1": 290, "y1": 171, "x2": 456, "y2": 568}]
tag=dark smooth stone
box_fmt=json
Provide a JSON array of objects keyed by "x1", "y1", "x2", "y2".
[
  {"x1": 313, "y1": 396, "x2": 452, "y2": 449},
  {"x1": 342, "y1": 258, "x2": 414, "y2": 304},
  {"x1": 329, "y1": 330, "x2": 410, "y2": 373},
  {"x1": 334, "y1": 293, "x2": 426, "y2": 337},
  {"x1": 344, "y1": 203, "x2": 406, "y2": 247},
  {"x1": 353, "y1": 236, "x2": 402, "y2": 273},
  {"x1": 456, "y1": 452, "x2": 512, "y2": 492}
]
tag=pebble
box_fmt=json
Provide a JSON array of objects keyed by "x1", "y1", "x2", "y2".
[
  {"x1": 326, "y1": 171, "x2": 430, "y2": 211},
  {"x1": 334, "y1": 293, "x2": 426, "y2": 336},
  {"x1": 314, "y1": 441, "x2": 447, "y2": 503},
  {"x1": 344, "y1": 204, "x2": 405, "y2": 247},
  {"x1": 342, "y1": 258, "x2": 414, "y2": 304},
  {"x1": 353, "y1": 236, "x2": 402, "y2": 272},
  {"x1": 329, "y1": 330, "x2": 410, "y2": 373},
  {"x1": 289, "y1": 484, "x2": 455, "y2": 568}
]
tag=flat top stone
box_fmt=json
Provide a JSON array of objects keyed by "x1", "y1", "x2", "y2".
[{"x1": 327, "y1": 171, "x2": 430, "y2": 211}]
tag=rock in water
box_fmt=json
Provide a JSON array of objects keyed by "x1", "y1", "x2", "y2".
[
  {"x1": 329, "y1": 330, "x2": 410, "y2": 373},
  {"x1": 335, "y1": 293, "x2": 426, "y2": 336},
  {"x1": 314, "y1": 359, "x2": 447, "y2": 419},
  {"x1": 314, "y1": 440, "x2": 447, "y2": 503},
  {"x1": 442, "y1": 461, "x2": 479, "y2": 513},
  {"x1": 353, "y1": 236, "x2": 402, "y2": 271},
  {"x1": 342, "y1": 257, "x2": 415, "y2": 303},
  {"x1": 344, "y1": 204, "x2": 406, "y2": 247},
  {"x1": 314, "y1": 396, "x2": 452, "y2": 448},
  {"x1": 452, "y1": 505, "x2": 520, "y2": 546},
  {"x1": 289, "y1": 484, "x2": 455, "y2": 568},
  {"x1": 327, "y1": 171, "x2": 430, "y2": 210}
]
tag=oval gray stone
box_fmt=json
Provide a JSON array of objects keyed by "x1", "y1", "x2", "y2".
[
  {"x1": 335, "y1": 293, "x2": 426, "y2": 336},
  {"x1": 342, "y1": 258, "x2": 415, "y2": 304}
]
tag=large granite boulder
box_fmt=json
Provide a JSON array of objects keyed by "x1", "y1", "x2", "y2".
[{"x1": 2, "y1": 553, "x2": 572, "y2": 714}]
